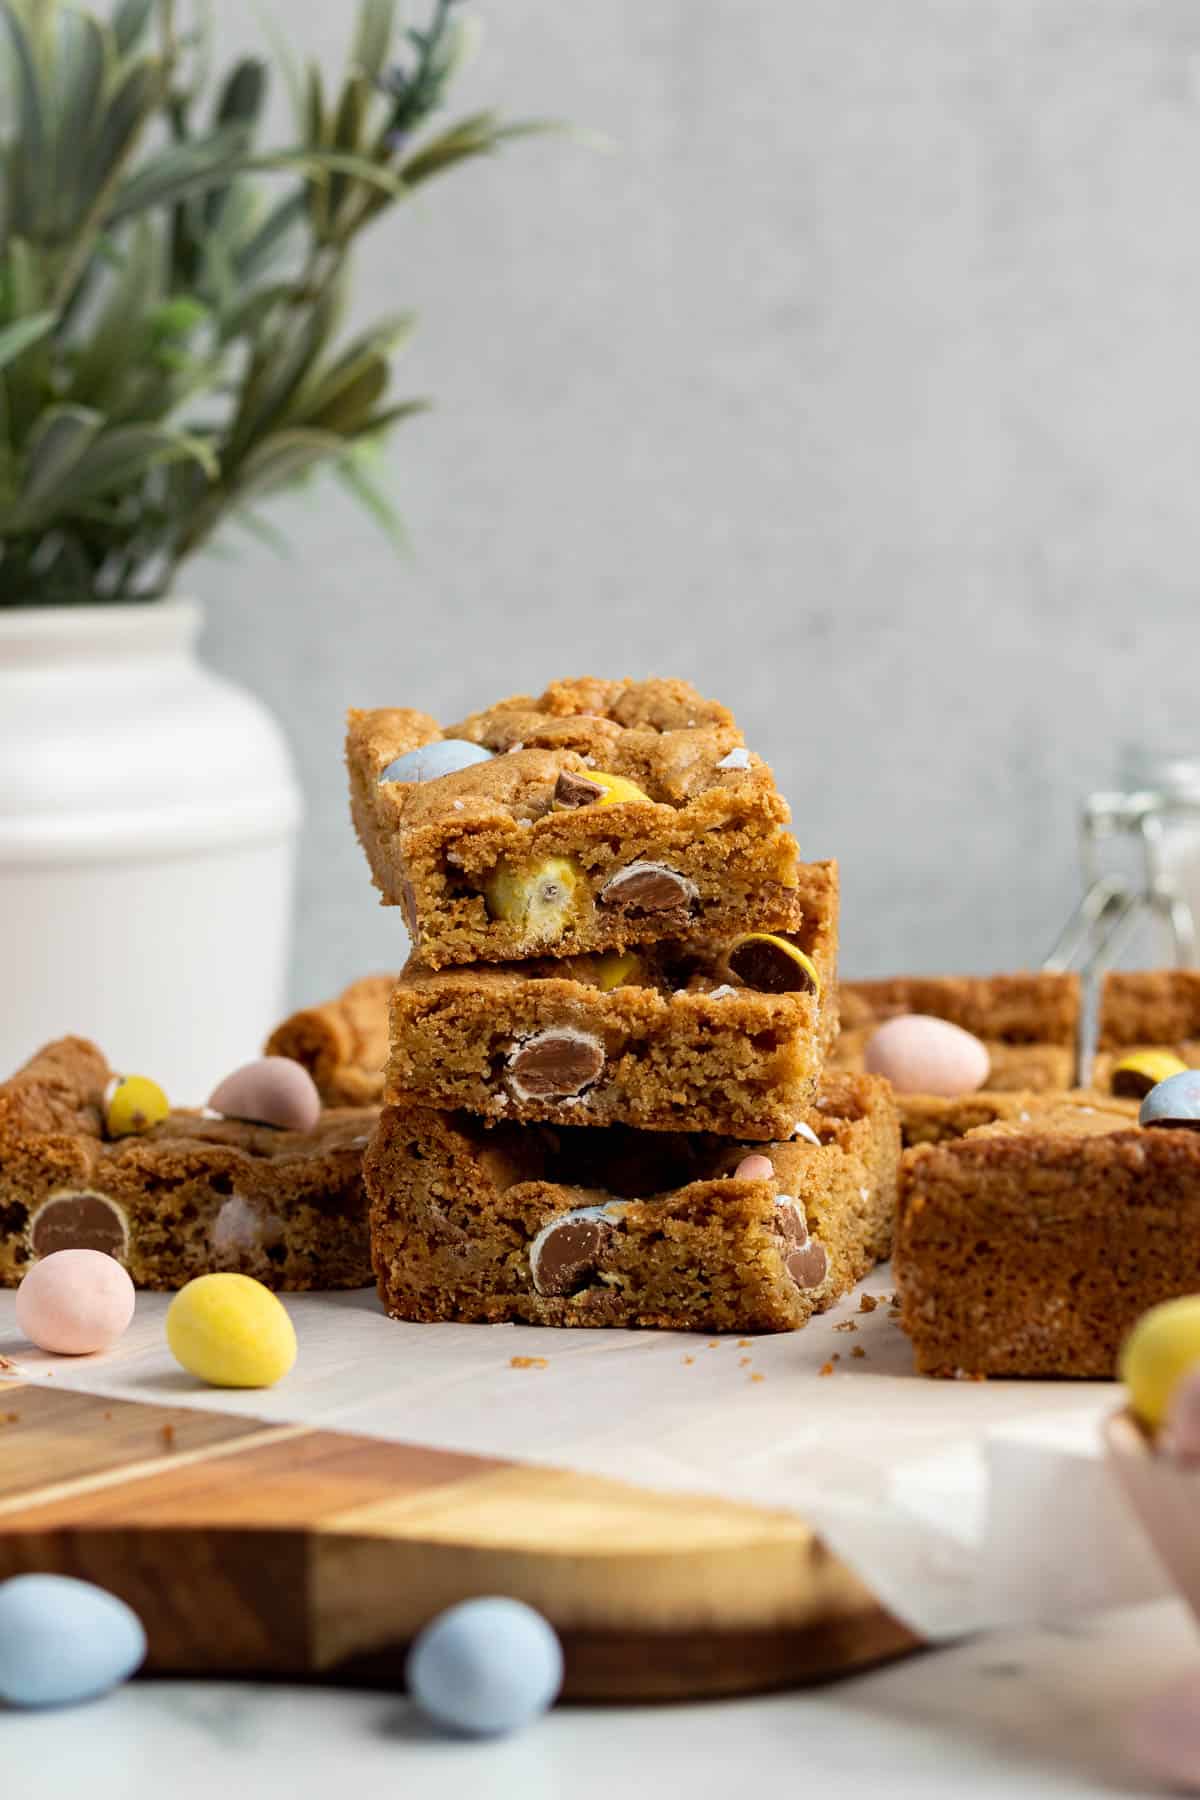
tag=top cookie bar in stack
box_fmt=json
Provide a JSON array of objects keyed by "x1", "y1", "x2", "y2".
[{"x1": 346, "y1": 677, "x2": 805, "y2": 970}]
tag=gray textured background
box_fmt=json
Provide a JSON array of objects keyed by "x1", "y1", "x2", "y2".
[{"x1": 194, "y1": 0, "x2": 1200, "y2": 1005}]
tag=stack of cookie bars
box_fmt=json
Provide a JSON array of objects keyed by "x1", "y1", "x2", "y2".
[{"x1": 346, "y1": 677, "x2": 900, "y2": 1333}]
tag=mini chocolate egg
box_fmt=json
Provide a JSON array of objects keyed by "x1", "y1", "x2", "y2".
[
  {"x1": 0, "y1": 1574, "x2": 145, "y2": 1708},
  {"x1": 208, "y1": 1056, "x2": 321, "y2": 1132},
  {"x1": 726, "y1": 933, "x2": 820, "y2": 997},
  {"x1": 1119, "y1": 1295, "x2": 1200, "y2": 1431},
  {"x1": 406, "y1": 1597, "x2": 563, "y2": 1737},
  {"x1": 863, "y1": 1015, "x2": 990, "y2": 1098},
  {"x1": 104, "y1": 1073, "x2": 169, "y2": 1138},
  {"x1": 15, "y1": 1249, "x2": 135, "y2": 1355},
  {"x1": 378, "y1": 740, "x2": 492, "y2": 784},
  {"x1": 1164, "y1": 1364, "x2": 1200, "y2": 1465},
  {"x1": 734, "y1": 1154, "x2": 774, "y2": 1180},
  {"x1": 1124, "y1": 1672, "x2": 1200, "y2": 1793},
  {"x1": 1140, "y1": 1069, "x2": 1200, "y2": 1130},
  {"x1": 166, "y1": 1272, "x2": 297, "y2": 1388}
]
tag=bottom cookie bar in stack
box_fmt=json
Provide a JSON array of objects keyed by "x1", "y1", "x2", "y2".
[
  {"x1": 365, "y1": 1071, "x2": 899, "y2": 1333},
  {"x1": 0, "y1": 1038, "x2": 376, "y2": 1289}
]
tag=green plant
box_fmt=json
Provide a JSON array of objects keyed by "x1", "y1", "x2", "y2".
[{"x1": 0, "y1": 0, "x2": 550, "y2": 604}]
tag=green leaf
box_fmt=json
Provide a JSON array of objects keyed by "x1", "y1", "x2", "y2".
[
  {"x1": 19, "y1": 406, "x2": 105, "y2": 509},
  {"x1": 0, "y1": 309, "x2": 56, "y2": 370},
  {"x1": 85, "y1": 59, "x2": 159, "y2": 211},
  {"x1": 0, "y1": 2, "x2": 46, "y2": 230},
  {"x1": 398, "y1": 113, "x2": 558, "y2": 188},
  {"x1": 228, "y1": 426, "x2": 344, "y2": 501},
  {"x1": 112, "y1": 0, "x2": 155, "y2": 55},
  {"x1": 233, "y1": 504, "x2": 292, "y2": 556},
  {"x1": 67, "y1": 219, "x2": 161, "y2": 409},
  {"x1": 30, "y1": 424, "x2": 217, "y2": 516},
  {"x1": 300, "y1": 351, "x2": 388, "y2": 435},
  {"x1": 108, "y1": 122, "x2": 252, "y2": 222},
  {"x1": 232, "y1": 190, "x2": 306, "y2": 286},
  {"x1": 351, "y1": 0, "x2": 396, "y2": 83},
  {"x1": 215, "y1": 57, "x2": 267, "y2": 129},
  {"x1": 53, "y1": 12, "x2": 107, "y2": 232}
]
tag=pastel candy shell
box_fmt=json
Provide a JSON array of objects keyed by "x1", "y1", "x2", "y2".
[
  {"x1": 406, "y1": 1597, "x2": 563, "y2": 1737},
  {"x1": 15, "y1": 1249, "x2": 135, "y2": 1355},
  {"x1": 863, "y1": 1015, "x2": 990, "y2": 1098},
  {"x1": 378, "y1": 740, "x2": 492, "y2": 784},
  {"x1": 0, "y1": 1574, "x2": 145, "y2": 1707},
  {"x1": 1140, "y1": 1070, "x2": 1200, "y2": 1129},
  {"x1": 208, "y1": 1057, "x2": 321, "y2": 1132}
]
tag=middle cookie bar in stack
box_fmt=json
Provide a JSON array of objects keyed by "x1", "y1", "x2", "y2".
[{"x1": 349, "y1": 677, "x2": 900, "y2": 1333}]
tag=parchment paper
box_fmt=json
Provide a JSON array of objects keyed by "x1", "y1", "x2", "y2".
[{"x1": 0, "y1": 1272, "x2": 1171, "y2": 1641}]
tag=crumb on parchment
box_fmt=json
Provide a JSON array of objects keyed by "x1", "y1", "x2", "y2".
[
  {"x1": 859, "y1": 1294, "x2": 879, "y2": 1314},
  {"x1": 682, "y1": 1355, "x2": 695, "y2": 1365},
  {"x1": 739, "y1": 1356, "x2": 752, "y2": 1367},
  {"x1": 834, "y1": 1320, "x2": 857, "y2": 1333},
  {"x1": 749, "y1": 1373, "x2": 765, "y2": 1384},
  {"x1": 852, "y1": 1345, "x2": 866, "y2": 1359},
  {"x1": 160, "y1": 1423, "x2": 176, "y2": 1449},
  {"x1": 819, "y1": 1361, "x2": 834, "y2": 1377},
  {"x1": 510, "y1": 1355, "x2": 548, "y2": 1371}
]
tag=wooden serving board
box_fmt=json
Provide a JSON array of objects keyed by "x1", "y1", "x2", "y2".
[{"x1": 0, "y1": 1383, "x2": 920, "y2": 1701}]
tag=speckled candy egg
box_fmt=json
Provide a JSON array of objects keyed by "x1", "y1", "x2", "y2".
[
  {"x1": 166, "y1": 1272, "x2": 297, "y2": 1389},
  {"x1": 378, "y1": 740, "x2": 493, "y2": 784},
  {"x1": 208, "y1": 1056, "x2": 321, "y2": 1132},
  {"x1": 863, "y1": 1015, "x2": 990, "y2": 1098},
  {"x1": 1140, "y1": 1069, "x2": 1200, "y2": 1130},
  {"x1": 406, "y1": 1597, "x2": 563, "y2": 1737},
  {"x1": 15, "y1": 1249, "x2": 135, "y2": 1355},
  {"x1": 0, "y1": 1574, "x2": 145, "y2": 1707}
]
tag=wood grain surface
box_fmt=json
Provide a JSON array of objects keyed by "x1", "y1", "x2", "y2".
[{"x1": 0, "y1": 1384, "x2": 920, "y2": 1700}]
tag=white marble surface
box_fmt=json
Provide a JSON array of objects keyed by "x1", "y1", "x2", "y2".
[{"x1": 8, "y1": 1599, "x2": 1198, "y2": 1800}]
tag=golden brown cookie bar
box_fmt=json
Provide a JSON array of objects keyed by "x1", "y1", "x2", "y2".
[
  {"x1": 837, "y1": 972, "x2": 1079, "y2": 1045},
  {"x1": 365, "y1": 1071, "x2": 899, "y2": 1333},
  {"x1": 266, "y1": 973, "x2": 397, "y2": 1106},
  {"x1": 890, "y1": 1095, "x2": 1200, "y2": 1380},
  {"x1": 346, "y1": 678, "x2": 804, "y2": 970},
  {"x1": 385, "y1": 861, "x2": 839, "y2": 1139},
  {"x1": 0, "y1": 1039, "x2": 375, "y2": 1290}
]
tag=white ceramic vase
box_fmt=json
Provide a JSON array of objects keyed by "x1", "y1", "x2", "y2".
[{"x1": 0, "y1": 600, "x2": 301, "y2": 1100}]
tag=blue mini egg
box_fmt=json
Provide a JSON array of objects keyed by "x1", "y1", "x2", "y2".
[
  {"x1": 406, "y1": 1596, "x2": 563, "y2": 1737},
  {"x1": 0, "y1": 1574, "x2": 146, "y2": 1708},
  {"x1": 1140, "y1": 1069, "x2": 1200, "y2": 1130},
  {"x1": 378, "y1": 740, "x2": 492, "y2": 785}
]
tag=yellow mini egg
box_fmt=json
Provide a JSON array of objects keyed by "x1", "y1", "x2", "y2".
[
  {"x1": 1111, "y1": 1050, "x2": 1189, "y2": 1100},
  {"x1": 1119, "y1": 1295, "x2": 1200, "y2": 1432},
  {"x1": 166, "y1": 1273, "x2": 297, "y2": 1389},
  {"x1": 553, "y1": 768, "x2": 649, "y2": 810},
  {"x1": 592, "y1": 950, "x2": 641, "y2": 992},
  {"x1": 105, "y1": 1074, "x2": 169, "y2": 1138}
]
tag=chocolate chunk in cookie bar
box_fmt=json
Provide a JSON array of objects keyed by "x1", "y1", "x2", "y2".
[
  {"x1": 346, "y1": 678, "x2": 803, "y2": 970},
  {"x1": 0, "y1": 1038, "x2": 375, "y2": 1289},
  {"x1": 364, "y1": 1071, "x2": 899, "y2": 1333},
  {"x1": 386, "y1": 862, "x2": 839, "y2": 1139}
]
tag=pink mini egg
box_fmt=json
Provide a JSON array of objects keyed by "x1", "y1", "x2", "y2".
[
  {"x1": 208, "y1": 1057, "x2": 321, "y2": 1132},
  {"x1": 1125, "y1": 1670, "x2": 1200, "y2": 1792},
  {"x1": 1164, "y1": 1365, "x2": 1200, "y2": 1465},
  {"x1": 16, "y1": 1250, "x2": 135, "y2": 1355},
  {"x1": 863, "y1": 1015, "x2": 991, "y2": 1098},
  {"x1": 734, "y1": 1154, "x2": 775, "y2": 1180}
]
